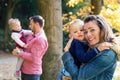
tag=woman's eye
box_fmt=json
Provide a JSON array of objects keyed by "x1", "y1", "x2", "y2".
[{"x1": 90, "y1": 29, "x2": 95, "y2": 32}]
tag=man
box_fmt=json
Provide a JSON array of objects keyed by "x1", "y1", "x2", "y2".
[{"x1": 12, "y1": 15, "x2": 48, "y2": 80}]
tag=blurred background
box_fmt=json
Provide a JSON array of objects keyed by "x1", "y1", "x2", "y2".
[{"x1": 0, "y1": 0, "x2": 120, "y2": 80}]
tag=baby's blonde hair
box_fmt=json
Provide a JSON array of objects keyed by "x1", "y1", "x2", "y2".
[
  {"x1": 69, "y1": 19, "x2": 84, "y2": 32},
  {"x1": 8, "y1": 18, "x2": 21, "y2": 29}
]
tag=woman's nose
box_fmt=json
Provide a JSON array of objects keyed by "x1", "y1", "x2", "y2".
[{"x1": 86, "y1": 32, "x2": 91, "y2": 37}]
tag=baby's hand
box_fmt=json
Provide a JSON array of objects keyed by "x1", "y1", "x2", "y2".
[
  {"x1": 64, "y1": 37, "x2": 73, "y2": 52},
  {"x1": 23, "y1": 44, "x2": 28, "y2": 48},
  {"x1": 12, "y1": 47, "x2": 20, "y2": 57}
]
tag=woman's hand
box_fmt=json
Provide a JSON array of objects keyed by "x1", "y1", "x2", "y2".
[
  {"x1": 97, "y1": 42, "x2": 113, "y2": 51},
  {"x1": 64, "y1": 37, "x2": 73, "y2": 52}
]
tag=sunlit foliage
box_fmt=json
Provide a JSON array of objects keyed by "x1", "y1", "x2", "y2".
[
  {"x1": 62, "y1": 0, "x2": 92, "y2": 32},
  {"x1": 67, "y1": 0, "x2": 83, "y2": 7},
  {"x1": 63, "y1": 0, "x2": 120, "y2": 35},
  {"x1": 100, "y1": 0, "x2": 120, "y2": 35}
]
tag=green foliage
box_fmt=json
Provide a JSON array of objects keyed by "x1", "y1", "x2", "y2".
[
  {"x1": 62, "y1": 0, "x2": 83, "y2": 14},
  {"x1": 0, "y1": 0, "x2": 39, "y2": 52},
  {"x1": 63, "y1": 31, "x2": 69, "y2": 49},
  {"x1": 0, "y1": 29, "x2": 4, "y2": 49},
  {"x1": 62, "y1": 0, "x2": 84, "y2": 48},
  {"x1": 0, "y1": 29, "x2": 14, "y2": 52},
  {"x1": 13, "y1": 0, "x2": 38, "y2": 29},
  {"x1": 0, "y1": 1, "x2": 7, "y2": 29}
]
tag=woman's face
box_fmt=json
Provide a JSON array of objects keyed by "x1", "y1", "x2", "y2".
[{"x1": 83, "y1": 21, "x2": 100, "y2": 46}]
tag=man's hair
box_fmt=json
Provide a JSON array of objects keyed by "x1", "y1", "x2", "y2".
[{"x1": 29, "y1": 15, "x2": 45, "y2": 27}]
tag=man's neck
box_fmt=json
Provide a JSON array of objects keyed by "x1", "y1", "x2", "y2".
[{"x1": 35, "y1": 28, "x2": 42, "y2": 34}]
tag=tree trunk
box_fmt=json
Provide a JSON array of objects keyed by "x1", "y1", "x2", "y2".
[
  {"x1": 37, "y1": 0, "x2": 63, "y2": 80},
  {"x1": 4, "y1": 0, "x2": 20, "y2": 42},
  {"x1": 4, "y1": 0, "x2": 13, "y2": 42},
  {"x1": 91, "y1": 0, "x2": 102, "y2": 14}
]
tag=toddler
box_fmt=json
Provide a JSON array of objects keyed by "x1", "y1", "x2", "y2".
[{"x1": 8, "y1": 18, "x2": 32, "y2": 78}]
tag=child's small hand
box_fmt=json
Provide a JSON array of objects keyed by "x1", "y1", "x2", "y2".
[
  {"x1": 64, "y1": 37, "x2": 73, "y2": 52},
  {"x1": 12, "y1": 47, "x2": 20, "y2": 57},
  {"x1": 23, "y1": 44, "x2": 28, "y2": 48}
]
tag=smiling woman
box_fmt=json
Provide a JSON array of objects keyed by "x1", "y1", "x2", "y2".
[
  {"x1": 62, "y1": 15, "x2": 117, "y2": 80},
  {"x1": 83, "y1": 21, "x2": 101, "y2": 46},
  {"x1": 84, "y1": 15, "x2": 114, "y2": 47}
]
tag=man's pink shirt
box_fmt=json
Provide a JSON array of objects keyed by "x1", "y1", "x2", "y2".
[{"x1": 19, "y1": 30, "x2": 48, "y2": 75}]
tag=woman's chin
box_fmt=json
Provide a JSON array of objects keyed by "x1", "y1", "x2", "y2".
[{"x1": 89, "y1": 43, "x2": 96, "y2": 47}]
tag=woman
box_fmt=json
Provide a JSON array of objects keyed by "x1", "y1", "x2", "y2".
[
  {"x1": 57, "y1": 19, "x2": 111, "y2": 80},
  {"x1": 62, "y1": 15, "x2": 117, "y2": 80}
]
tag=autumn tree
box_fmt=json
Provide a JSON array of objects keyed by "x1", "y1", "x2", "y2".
[
  {"x1": 37, "y1": 0, "x2": 63, "y2": 80},
  {"x1": 91, "y1": 0, "x2": 102, "y2": 14},
  {"x1": 63, "y1": 0, "x2": 120, "y2": 35}
]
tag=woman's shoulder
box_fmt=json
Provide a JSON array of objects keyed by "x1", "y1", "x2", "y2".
[
  {"x1": 100, "y1": 49, "x2": 116, "y2": 58},
  {"x1": 102, "y1": 49, "x2": 115, "y2": 53},
  {"x1": 94, "y1": 49, "x2": 117, "y2": 65}
]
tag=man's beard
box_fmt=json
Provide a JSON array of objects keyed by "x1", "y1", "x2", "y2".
[{"x1": 31, "y1": 26, "x2": 35, "y2": 33}]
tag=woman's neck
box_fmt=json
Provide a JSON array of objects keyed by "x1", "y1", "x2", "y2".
[{"x1": 89, "y1": 43, "x2": 99, "y2": 48}]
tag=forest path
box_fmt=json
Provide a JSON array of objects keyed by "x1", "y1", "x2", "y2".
[{"x1": 0, "y1": 50, "x2": 18, "y2": 80}]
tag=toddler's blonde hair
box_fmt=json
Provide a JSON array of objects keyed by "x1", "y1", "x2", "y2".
[
  {"x1": 8, "y1": 18, "x2": 21, "y2": 29},
  {"x1": 69, "y1": 19, "x2": 84, "y2": 32}
]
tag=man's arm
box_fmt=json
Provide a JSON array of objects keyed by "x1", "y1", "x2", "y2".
[{"x1": 19, "y1": 38, "x2": 47, "y2": 62}]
